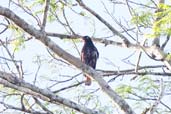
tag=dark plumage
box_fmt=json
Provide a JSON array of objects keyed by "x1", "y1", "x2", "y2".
[{"x1": 81, "y1": 36, "x2": 99, "y2": 85}]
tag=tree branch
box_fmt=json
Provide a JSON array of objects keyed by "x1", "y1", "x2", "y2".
[
  {"x1": 33, "y1": 97, "x2": 53, "y2": 114},
  {"x1": 0, "y1": 71, "x2": 101, "y2": 114},
  {"x1": 150, "y1": 78, "x2": 164, "y2": 114},
  {"x1": 0, "y1": 101, "x2": 47, "y2": 114},
  {"x1": 41, "y1": 0, "x2": 50, "y2": 31},
  {"x1": 76, "y1": 0, "x2": 130, "y2": 46},
  {"x1": 0, "y1": 6, "x2": 135, "y2": 114}
]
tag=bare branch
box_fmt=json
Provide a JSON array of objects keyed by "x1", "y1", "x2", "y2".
[
  {"x1": 0, "y1": 71, "x2": 101, "y2": 114},
  {"x1": 159, "y1": 0, "x2": 164, "y2": 3},
  {"x1": 150, "y1": 78, "x2": 164, "y2": 114},
  {"x1": 62, "y1": 9, "x2": 80, "y2": 56},
  {"x1": 33, "y1": 97, "x2": 53, "y2": 114},
  {"x1": 135, "y1": 39, "x2": 147, "y2": 74},
  {"x1": 41, "y1": 0, "x2": 50, "y2": 31},
  {"x1": 132, "y1": 1, "x2": 156, "y2": 8},
  {"x1": 21, "y1": 94, "x2": 26, "y2": 111},
  {"x1": 76, "y1": 0, "x2": 130, "y2": 46},
  {"x1": 53, "y1": 81, "x2": 84, "y2": 93},
  {"x1": 0, "y1": 23, "x2": 8, "y2": 34},
  {"x1": 11, "y1": 1, "x2": 41, "y2": 26},
  {"x1": 161, "y1": 35, "x2": 170, "y2": 50},
  {"x1": 0, "y1": 101, "x2": 47, "y2": 114},
  {"x1": 0, "y1": 6, "x2": 136, "y2": 114},
  {"x1": 0, "y1": 40, "x2": 23, "y2": 79}
]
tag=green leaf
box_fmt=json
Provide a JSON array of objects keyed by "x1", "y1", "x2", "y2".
[
  {"x1": 165, "y1": 53, "x2": 171, "y2": 61},
  {"x1": 47, "y1": 14, "x2": 56, "y2": 22},
  {"x1": 12, "y1": 37, "x2": 25, "y2": 52},
  {"x1": 79, "y1": 11, "x2": 86, "y2": 16},
  {"x1": 115, "y1": 84, "x2": 132, "y2": 97},
  {"x1": 131, "y1": 11, "x2": 152, "y2": 27},
  {"x1": 0, "y1": 85, "x2": 4, "y2": 90},
  {"x1": 158, "y1": 3, "x2": 171, "y2": 10},
  {"x1": 70, "y1": 111, "x2": 76, "y2": 114}
]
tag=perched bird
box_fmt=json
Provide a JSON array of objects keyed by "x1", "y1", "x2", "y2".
[{"x1": 81, "y1": 36, "x2": 99, "y2": 85}]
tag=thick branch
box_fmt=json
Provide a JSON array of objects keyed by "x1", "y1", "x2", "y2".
[
  {"x1": 0, "y1": 71, "x2": 100, "y2": 114},
  {"x1": 0, "y1": 6, "x2": 135, "y2": 114},
  {"x1": 46, "y1": 32, "x2": 171, "y2": 72}
]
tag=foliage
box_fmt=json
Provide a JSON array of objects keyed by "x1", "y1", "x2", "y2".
[
  {"x1": 132, "y1": 3, "x2": 171, "y2": 39},
  {"x1": 115, "y1": 84, "x2": 132, "y2": 97},
  {"x1": 131, "y1": 10, "x2": 153, "y2": 27}
]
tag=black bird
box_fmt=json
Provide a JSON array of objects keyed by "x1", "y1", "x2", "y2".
[{"x1": 81, "y1": 36, "x2": 99, "y2": 85}]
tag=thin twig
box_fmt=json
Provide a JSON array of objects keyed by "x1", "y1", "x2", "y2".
[
  {"x1": 102, "y1": 1, "x2": 136, "y2": 41},
  {"x1": 33, "y1": 61, "x2": 41, "y2": 85},
  {"x1": 0, "y1": 39, "x2": 23, "y2": 78},
  {"x1": 53, "y1": 81, "x2": 84, "y2": 93},
  {"x1": 62, "y1": 9, "x2": 81, "y2": 56},
  {"x1": 0, "y1": 23, "x2": 8, "y2": 34},
  {"x1": 76, "y1": 0, "x2": 130, "y2": 46},
  {"x1": 33, "y1": 97, "x2": 53, "y2": 114},
  {"x1": 150, "y1": 78, "x2": 164, "y2": 114},
  {"x1": 135, "y1": 38, "x2": 147, "y2": 73},
  {"x1": 127, "y1": 0, "x2": 157, "y2": 9},
  {"x1": 0, "y1": 101, "x2": 47, "y2": 114},
  {"x1": 11, "y1": 1, "x2": 41, "y2": 26},
  {"x1": 48, "y1": 72, "x2": 82, "y2": 88},
  {"x1": 47, "y1": 48, "x2": 71, "y2": 66},
  {"x1": 161, "y1": 35, "x2": 170, "y2": 50},
  {"x1": 21, "y1": 94, "x2": 26, "y2": 110}
]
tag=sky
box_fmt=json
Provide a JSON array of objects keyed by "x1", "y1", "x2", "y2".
[{"x1": 0, "y1": 0, "x2": 171, "y2": 114}]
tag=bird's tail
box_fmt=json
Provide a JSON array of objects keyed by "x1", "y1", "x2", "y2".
[{"x1": 84, "y1": 75, "x2": 92, "y2": 86}]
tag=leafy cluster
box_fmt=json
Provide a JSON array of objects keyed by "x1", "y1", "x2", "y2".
[{"x1": 131, "y1": 3, "x2": 171, "y2": 38}]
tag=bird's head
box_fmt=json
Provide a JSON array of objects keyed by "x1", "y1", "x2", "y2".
[{"x1": 82, "y1": 36, "x2": 91, "y2": 42}]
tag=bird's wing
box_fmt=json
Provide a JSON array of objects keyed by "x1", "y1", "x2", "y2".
[{"x1": 82, "y1": 47, "x2": 98, "y2": 69}]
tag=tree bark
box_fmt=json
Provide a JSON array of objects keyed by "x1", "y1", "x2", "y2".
[
  {"x1": 0, "y1": 6, "x2": 135, "y2": 114},
  {"x1": 0, "y1": 71, "x2": 101, "y2": 114}
]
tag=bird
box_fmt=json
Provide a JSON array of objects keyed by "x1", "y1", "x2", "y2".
[{"x1": 81, "y1": 36, "x2": 99, "y2": 86}]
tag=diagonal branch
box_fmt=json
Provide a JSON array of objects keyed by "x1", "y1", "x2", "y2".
[
  {"x1": 76, "y1": 0, "x2": 130, "y2": 46},
  {"x1": 41, "y1": 0, "x2": 50, "y2": 31},
  {"x1": 33, "y1": 97, "x2": 53, "y2": 114},
  {"x1": 53, "y1": 81, "x2": 84, "y2": 93},
  {"x1": 0, "y1": 71, "x2": 101, "y2": 114},
  {"x1": 47, "y1": 31, "x2": 171, "y2": 72},
  {"x1": 134, "y1": 39, "x2": 147, "y2": 73},
  {"x1": 0, "y1": 6, "x2": 135, "y2": 114},
  {"x1": 161, "y1": 34, "x2": 170, "y2": 50},
  {"x1": 0, "y1": 101, "x2": 47, "y2": 114},
  {"x1": 149, "y1": 78, "x2": 164, "y2": 114}
]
